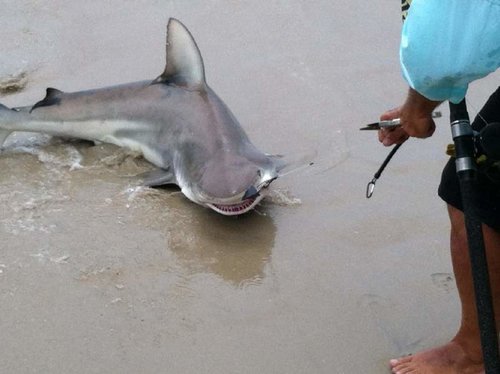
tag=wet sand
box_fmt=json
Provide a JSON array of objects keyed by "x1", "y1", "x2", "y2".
[{"x1": 1, "y1": 1, "x2": 500, "y2": 373}]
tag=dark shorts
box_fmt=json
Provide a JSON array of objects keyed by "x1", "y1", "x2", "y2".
[{"x1": 438, "y1": 87, "x2": 500, "y2": 230}]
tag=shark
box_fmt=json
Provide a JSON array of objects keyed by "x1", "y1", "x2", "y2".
[{"x1": 0, "y1": 18, "x2": 287, "y2": 216}]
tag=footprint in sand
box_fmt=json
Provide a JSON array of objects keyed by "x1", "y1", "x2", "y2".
[
  {"x1": 431, "y1": 273, "x2": 455, "y2": 293},
  {"x1": 359, "y1": 294, "x2": 422, "y2": 354}
]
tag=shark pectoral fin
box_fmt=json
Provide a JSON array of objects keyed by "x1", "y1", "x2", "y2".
[
  {"x1": 266, "y1": 154, "x2": 287, "y2": 173},
  {"x1": 31, "y1": 87, "x2": 64, "y2": 112},
  {"x1": 137, "y1": 168, "x2": 177, "y2": 187},
  {"x1": 0, "y1": 104, "x2": 13, "y2": 147},
  {"x1": 271, "y1": 150, "x2": 318, "y2": 177},
  {"x1": 153, "y1": 18, "x2": 206, "y2": 89},
  {"x1": 0, "y1": 129, "x2": 11, "y2": 148}
]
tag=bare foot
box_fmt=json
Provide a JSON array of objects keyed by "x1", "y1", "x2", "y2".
[{"x1": 389, "y1": 341, "x2": 484, "y2": 373}]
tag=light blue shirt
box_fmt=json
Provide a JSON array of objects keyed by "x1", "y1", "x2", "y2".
[{"x1": 401, "y1": 0, "x2": 500, "y2": 103}]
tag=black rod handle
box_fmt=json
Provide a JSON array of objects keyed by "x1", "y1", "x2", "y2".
[
  {"x1": 449, "y1": 100, "x2": 500, "y2": 374},
  {"x1": 449, "y1": 99, "x2": 469, "y2": 122}
]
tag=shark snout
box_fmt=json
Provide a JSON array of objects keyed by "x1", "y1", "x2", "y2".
[{"x1": 196, "y1": 170, "x2": 279, "y2": 216}]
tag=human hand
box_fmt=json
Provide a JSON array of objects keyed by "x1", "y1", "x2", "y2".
[
  {"x1": 378, "y1": 88, "x2": 441, "y2": 147},
  {"x1": 378, "y1": 107, "x2": 410, "y2": 146}
]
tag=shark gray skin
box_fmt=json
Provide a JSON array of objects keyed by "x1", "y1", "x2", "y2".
[{"x1": 0, "y1": 18, "x2": 286, "y2": 216}]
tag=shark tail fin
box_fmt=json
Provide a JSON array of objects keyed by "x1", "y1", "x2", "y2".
[{"x1": 0, "y1": 103, "x2": 13, "y2": 147}]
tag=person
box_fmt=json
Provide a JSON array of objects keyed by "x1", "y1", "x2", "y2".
[{"x1": 378, "y1": 1, "x2": 500, "y2": 373}]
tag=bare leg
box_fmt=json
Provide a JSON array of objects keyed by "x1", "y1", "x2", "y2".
[{"x1": 390, "y1": 204, "x2": 500, "y2": 374}]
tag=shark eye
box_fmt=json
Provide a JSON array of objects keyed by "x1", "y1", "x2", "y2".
[
  {"x1": 262, "y1": 176, "x2": 277, "y2": 189},
  {"x1": 257, "y1": 170, "x2": 262, "y2": 177}
]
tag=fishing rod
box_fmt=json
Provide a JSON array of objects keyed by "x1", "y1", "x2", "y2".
[{"x1": 449, "y1": 99, "x2": 500, "y2": 374}]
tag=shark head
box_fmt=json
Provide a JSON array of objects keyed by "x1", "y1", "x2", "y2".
[
  {"x1": 197, "y1": 151, "x2": 280, "y2": 216},
  {"x1": 154, "y1": 19, "x2": 284, "y2": 216},
  {"x1": 177, "y1": 151, "x2": 280, "y2": 216}
]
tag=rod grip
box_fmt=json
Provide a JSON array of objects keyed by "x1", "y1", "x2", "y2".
[{"x1": 449, "y1": 99, "x2": 469, "y2": 122}]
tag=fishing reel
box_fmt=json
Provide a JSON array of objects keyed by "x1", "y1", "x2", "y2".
[
  {"x1": 448, "y1": 120, "x2": 500, "y2": 184},
  {"x1": 473, "y1": 122, "x2": 500, "y2": 184},
  {"x1": 475, "y1": 122, "x2": 500, "y2": 161}
]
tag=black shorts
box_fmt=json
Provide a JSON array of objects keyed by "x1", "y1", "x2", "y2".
[{"x1": 438, "y1": 87, "x2": 500, "y2": 230}]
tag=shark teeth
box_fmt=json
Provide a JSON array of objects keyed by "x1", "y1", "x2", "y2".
[{"x1": 208, "y1": 196, "x2": 263, "y2": 216}]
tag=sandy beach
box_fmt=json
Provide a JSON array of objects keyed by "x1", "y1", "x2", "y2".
[{"x1": 1, "y1": 1, "x2": 499, "y2": 373}]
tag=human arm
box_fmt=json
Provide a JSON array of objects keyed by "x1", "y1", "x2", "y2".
[
  {"x1": 400, "y1": 0, "x2": 500, "y2": 104},
  {"x1": 380, "y1": 0, "x2": 500, "y2": 146}
]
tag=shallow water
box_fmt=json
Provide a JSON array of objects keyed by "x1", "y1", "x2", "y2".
[{"x1": 2, "y1": 1, "x2": 500, "y2": 373}]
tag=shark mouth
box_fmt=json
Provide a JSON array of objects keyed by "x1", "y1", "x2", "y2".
[{"x1": 207, "y1": 195, "x2": 264, "y2": 216}]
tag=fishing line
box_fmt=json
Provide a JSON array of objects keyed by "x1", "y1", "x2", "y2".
[{"x1": 365, "y1": 142, "x2": 403, "y2": 198}]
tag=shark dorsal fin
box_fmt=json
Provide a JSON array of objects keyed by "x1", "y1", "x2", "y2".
[
  {"x1": 46, "y1": 87, "x2": 63, "y2": 98},
  {"x1": 153, "y1": 18, "x2": 206, "y2": 89},
  {"x1": 31, "y1": 87, "x2": 64, "y2": 112}
]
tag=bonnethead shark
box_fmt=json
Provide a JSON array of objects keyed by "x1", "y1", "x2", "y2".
[{"x1": 0, "y1": 18, "x2": 288, "y2": 216}]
